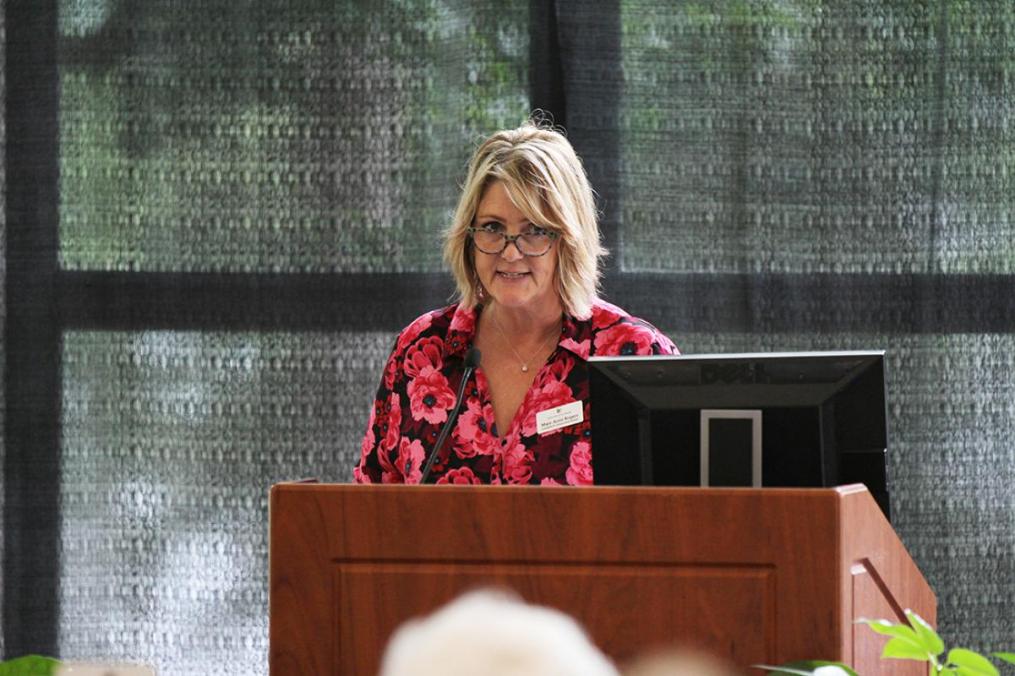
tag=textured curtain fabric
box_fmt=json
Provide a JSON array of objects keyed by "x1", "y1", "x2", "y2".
[
  {"x1": 9, "y1": 1, "x2": 529, "y2": 674},
  {"x1": 606, "y1": 1, "x2": 1015, "y2": 651},
  {"x1": 602, "y1": 0, "x2": 1015, "y2": 650},
  {"x1": 0, "y1": 4, "x2": 7, "y2": 660},
  {"x1": 54, "y1": 1, "x2": 527, "y2": 673},
  {"x1": 58, "y1": 1, "x2": 527, "y2": 273},
  {"x1": 3, "y1": 1, "x2": 1015, "y2": 674}
]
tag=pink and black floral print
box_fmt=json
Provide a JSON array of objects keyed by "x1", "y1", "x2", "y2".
[{"x1": 354, "y1": 300, "x2": 677, "y2": 485}]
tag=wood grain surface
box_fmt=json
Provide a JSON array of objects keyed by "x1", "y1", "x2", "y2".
[{"x1": 269, "y1": 484, "x2": 935, "y2": 675}]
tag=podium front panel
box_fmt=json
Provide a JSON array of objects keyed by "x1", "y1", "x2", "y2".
[{"x1": 270, "y1": 483, "x2": 934, "y2": 675}]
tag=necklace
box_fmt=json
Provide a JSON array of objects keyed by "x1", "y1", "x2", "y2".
[{"x1": 489, "y1": 310, "x2": 561, "y2": 373}]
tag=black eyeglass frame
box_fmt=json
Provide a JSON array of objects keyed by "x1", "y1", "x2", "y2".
[{"x1": 466, "y1": 226, "x2": 560, "y2": 257}]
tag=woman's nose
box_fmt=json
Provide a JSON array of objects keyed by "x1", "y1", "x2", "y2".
[{"x1": 499, "y1": 238, "x2": 525, "y2": 261}]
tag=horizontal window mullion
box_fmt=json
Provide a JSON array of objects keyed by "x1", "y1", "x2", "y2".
[{"x1": 52, "y1": 270, "x2": 1015, "y2": 334}]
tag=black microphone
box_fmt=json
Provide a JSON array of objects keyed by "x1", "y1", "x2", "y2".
[{"x1": 417, "y1": 347, "x2": 481, "y2": 484}]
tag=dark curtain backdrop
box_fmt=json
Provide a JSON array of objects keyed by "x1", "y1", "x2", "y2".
[
  {"x1": 3, "y1": 1, "x2": 1014, "y2": 674},
  {"x1": 0, "y1": 2, "x2": 6, "y2": 659}
]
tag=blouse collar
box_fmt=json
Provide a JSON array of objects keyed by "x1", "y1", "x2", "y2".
[{"x1": 445, "y1": 303, "x2": 592, "y2": 361}]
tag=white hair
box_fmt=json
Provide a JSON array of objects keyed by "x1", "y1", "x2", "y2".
[{"x1": 379, "y1": 590, "x2": 619, "y2": 676}]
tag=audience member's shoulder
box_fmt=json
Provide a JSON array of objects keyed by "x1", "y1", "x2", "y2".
[{"x1": 624, "y1": 648, "x2": 744, "y2": 676}]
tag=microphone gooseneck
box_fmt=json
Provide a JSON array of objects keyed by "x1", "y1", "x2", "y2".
[{"x1": 417, "y1": 347, "x2": 481, "y2": 484}]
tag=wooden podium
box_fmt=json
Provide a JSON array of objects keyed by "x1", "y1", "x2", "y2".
[{"x1": 269, "y1": 483, "x2": 934, "y2": 675}]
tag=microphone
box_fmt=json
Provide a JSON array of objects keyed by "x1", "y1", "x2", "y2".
[{"x1": 417, "y1": 347, "x2": 481, "y2": 484}]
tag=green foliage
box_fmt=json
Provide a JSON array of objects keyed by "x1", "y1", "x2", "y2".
[
  {"x1": 757, "y1": 609, "x2": 1014, "y2": 675},
  {"x1": 0, "y1": 655, "x2": 61, "y2": 676},
  {"x1": 858, "y1": 609, "x2": 1007, "y2": 675}
]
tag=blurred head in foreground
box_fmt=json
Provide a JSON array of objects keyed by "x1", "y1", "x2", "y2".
[{"x1": 379, "y1": 589, "x2": 619, "y2": 676}]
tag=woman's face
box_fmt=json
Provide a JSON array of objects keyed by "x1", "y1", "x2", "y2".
[{"x1": 471, "y1": 180, "x2": 561, "y2": 315}]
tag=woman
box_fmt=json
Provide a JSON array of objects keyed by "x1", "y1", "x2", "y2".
[{"x1": 355, "y1": 121, "x2": 676, "y2": 485}]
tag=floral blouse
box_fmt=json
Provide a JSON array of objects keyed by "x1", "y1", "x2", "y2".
[{"x1": 354, "y1": 299, "x2": 677, "y2": 486}]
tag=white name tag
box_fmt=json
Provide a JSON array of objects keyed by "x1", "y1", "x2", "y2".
[{"x1": 536, "y1": 400, "x2": 584, "y2": 435}]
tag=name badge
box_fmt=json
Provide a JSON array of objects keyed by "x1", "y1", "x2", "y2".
[{"x1": 536, "y1": 400, "x2": 584, "y2": 435}]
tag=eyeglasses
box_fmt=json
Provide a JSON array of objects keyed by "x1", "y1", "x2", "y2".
[{"x1": 467, "y1": 225, "x2": 559, "y2": 257}]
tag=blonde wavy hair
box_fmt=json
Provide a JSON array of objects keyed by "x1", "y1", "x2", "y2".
[{"x1": 443, "y1": 121, "x2": 606, "y2": 319}]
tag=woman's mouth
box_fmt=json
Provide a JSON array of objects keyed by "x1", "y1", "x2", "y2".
[{"x1": 497, "y1": 271, "x2": 529, "y2": 279}]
